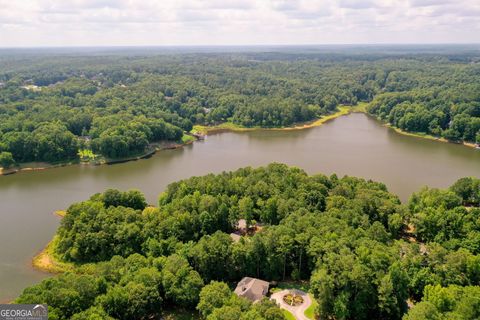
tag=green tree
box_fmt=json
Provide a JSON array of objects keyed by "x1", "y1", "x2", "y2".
[
  {"x1": 161, "y1": 255, "x2": 204, "y2": 308},
  {"x1": 70, "y1": 306, "x2": 114, "y2": 320},
  {"x1": 243, "y1": 299, "x2": 285, "y2": 320},
  {"x1": 0, "y1": 151, "x2": 15, "y2": 168},
  {"x1": 239, "y1": 196, "x2": 254, "y2": 229},
  {"x1": 207, "y1": 306, "x2": 242, "y2": 320},
  {"x1": 197, "y1": 281, "x2": 233, "y2": 318},
  {"x1": 450, "y1": 177, "x2": 480, "y2": 205},
  {"x1": 403, "y1": 302, "x2": 440, "y2": 320}
]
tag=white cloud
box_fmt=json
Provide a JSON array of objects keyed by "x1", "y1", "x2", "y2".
[
  {"x1": 409, "y1": 0, "x2": 456, "y2": 7},
  {"x1": 0, "y1": 0, "x2": 478, "y2": 46},
  {"x1": 338, "y1": 0, "x2": 378, "y2": 9}
]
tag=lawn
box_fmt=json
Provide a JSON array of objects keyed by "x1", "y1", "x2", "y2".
[
  {"x1": 304, "y1": 294, "x2": 318, "y2": 319},
  {"x1": 270, "y1": 281, "x2": 317, "y2": 319},
  {"x1": 181, "y1": 134, "x2": 196, "y2": 143},
  {"x1": 283, "y1": 309, "x2": 296, "y2": 320},
  {"x1": 191, "y1": 122, "x2": 247, "y2": 135}
]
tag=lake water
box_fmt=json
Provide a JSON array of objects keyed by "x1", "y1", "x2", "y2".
[{"x1": 1, "y1": 113, "x2": 479, "y2": 301}]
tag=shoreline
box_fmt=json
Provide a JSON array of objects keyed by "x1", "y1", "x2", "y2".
[
  {"x1": 54, "y1": 210, "x2": 67, "y2": 218},
  {"x1": 358, "y1": 109, "x2": 478, "y2": 150},
  {"x1": 381, "y1": 120, "x2": 478, "y2": 150},
  {"x1": 32, "y1": 236, "x2": 74, "y2": 274},
  {"x1": 2, "y1": 104, "x2": 478, "y2": 177},
  {"x1": 0, "y1": 106, "x2": 360, "y2": 176},
  {"x1": 0, "y1": 138, "x2": 196, "y2": 176},
  {"x1": 192, "y1": 105, "x2": 363, "y2": 135},
  {"x1": 32, "y1": 211, "x2": 71, "y2": 274},
  {"x1": 0, "y1": 160, "x2": 79, "y2": 176}
]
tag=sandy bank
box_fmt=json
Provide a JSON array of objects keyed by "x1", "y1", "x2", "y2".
[{"x1": 32, "y1": 236, "x2": 73, "y2": 274}]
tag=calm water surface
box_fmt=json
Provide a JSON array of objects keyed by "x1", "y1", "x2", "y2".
[{"x1": 1, "y1": 113, "x2": 479, "y2": 301}]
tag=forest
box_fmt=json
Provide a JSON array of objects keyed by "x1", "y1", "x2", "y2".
[
  {"x1": 1, "y1": 48, "x2": 480, "y2": 166},
  {"x1": 16, "y1": 163, "x2": 480, "y2": 320}
]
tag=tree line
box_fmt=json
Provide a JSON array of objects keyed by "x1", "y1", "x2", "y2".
[{"x1": 367, "y1": 65, "x2": 480, "y2": 144}]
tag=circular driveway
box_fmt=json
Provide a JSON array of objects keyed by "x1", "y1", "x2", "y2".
[{"x1": 271, "y1": 289, "x2": 312, "y2": 320}]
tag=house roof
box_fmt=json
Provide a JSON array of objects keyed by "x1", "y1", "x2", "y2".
[
  {"x1": 234, "y1": 277, "x2": 269, "y2": 302},
  {"x1": 237, "y1": 219, "x2": 247, "y2": 230},
  {"x1": 230, "y1": 233, "x2": 241, "y2": 242}
]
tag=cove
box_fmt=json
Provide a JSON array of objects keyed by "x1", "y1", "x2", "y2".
[{"x1": 0, "y1": 112, "x2": 479, "y2": 301}]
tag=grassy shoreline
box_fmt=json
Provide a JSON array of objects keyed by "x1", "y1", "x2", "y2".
[
  {"x1": 382, "y1": 120, "x2": 478, "y2": 149},
  {"x1": 358, "y1": 105, "x2": 478, "y2": 150},
  {"x1": 32, "y1": 211, "x2": 78, "y2": 274},
  {"x1": 54, "y1": 210, "x2": 67, "y2": 218},
  {"x1": 32, "y1": 236, "x2": 74, "y2": 274},
  {"x1": 192, "y1": 105, "x2": 363, "y2": 135},
  {"x1": 32, "y1": 210, "x2": 98, "y2": 275}
]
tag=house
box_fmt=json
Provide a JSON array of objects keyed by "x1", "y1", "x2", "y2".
[
  {"x1": 234, "y1": 277, "x2": 269, "y2": 302},
  {"x1": 229, "y1": 219, "x2": 248, "y2": 242},
  {"x1": 237, "y1": 219, "x2": 247, "y2": 233}
]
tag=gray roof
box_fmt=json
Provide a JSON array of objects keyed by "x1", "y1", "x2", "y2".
[{"x1": 234, "y1": 277, "x2": 269, "y2": 302}]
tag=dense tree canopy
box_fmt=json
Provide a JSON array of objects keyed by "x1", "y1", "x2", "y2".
[
  {"x1": 2, "y1": 49, "x2": 479, "y2": 164},
  {"x1": 409, "y1": 182, "x2": 480, "y2": 254},
  {"x1": 15, "y1": 164, "x2": 480, "y2": 319},
  {"x1": 405, "y1": 285, "x2": 480, "y2": 320},
  {"x1": 367, "y1": 67, "x2": 480, "y2": 143}
]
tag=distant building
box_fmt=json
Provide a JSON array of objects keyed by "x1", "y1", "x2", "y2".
[
  {"x1": 230, "y1": 218, "x2": 248, "y2": 242},
  {"x1": 234, "y1": 277, "x2": 269, "y2": 302},
  {"x1": 237, "y1": 219, "x2": 247, "y2": 232}
]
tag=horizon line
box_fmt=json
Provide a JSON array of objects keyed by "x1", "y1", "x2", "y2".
[{"x1": 1, "y1": 43, "x2": 480, "y2": 49}]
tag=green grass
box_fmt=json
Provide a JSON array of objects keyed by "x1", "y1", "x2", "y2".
[
  {"x1": 351, "y1": 101, "x2": 369, "y2": 113},
  {"x1": 271, "y1": 282, "x2": 316, "y2": 319},
  {"x1": 191, "y1": 122, "x2": 247, "y2": 135},
  {"x1": 181, "y1": 134, "x2": 196, "y2": 143},
  {"x1": 270, "y1": 287, "x2": 282, "y2": 294},
  {"x1": 304, "y1": 294, "x2": 318, "y2": 319},
  {"x1": 191, "y1": 104, "x2": 363, "y2": 135},
  {"x1": 32, "y1": 235, "x2": 75, "y2": 273},
  {"x1": 32, "y1": 235, "x2": 98, "y2": 275},
  {"x1": 282, "y1": 309, "x2": 296, "y2": 320}
]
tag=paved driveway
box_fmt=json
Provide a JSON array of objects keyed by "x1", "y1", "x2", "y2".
[{"x1": 270, "y1": 289, "x2": 312, "y2": 320}]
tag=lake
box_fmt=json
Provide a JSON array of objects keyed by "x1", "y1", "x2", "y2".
[{"x1": 1, "y1": 112, "x2": 479, "y2": 301}]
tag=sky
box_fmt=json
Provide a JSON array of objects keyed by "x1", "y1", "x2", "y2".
[{"x1": 0, "y1": 0, "x2": 479, "y2": 47}]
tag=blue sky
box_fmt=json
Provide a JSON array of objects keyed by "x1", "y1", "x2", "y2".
[{"x1": 0, "y1": 0, "x2": 479, "y2": 47}]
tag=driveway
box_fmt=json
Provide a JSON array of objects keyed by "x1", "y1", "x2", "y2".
[{"x1": 270, "y1": 289, "x2": 312, "y2": 320}]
